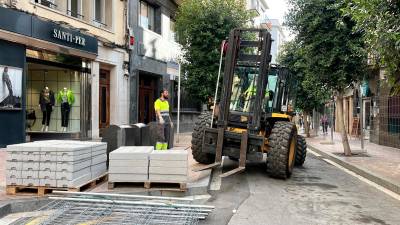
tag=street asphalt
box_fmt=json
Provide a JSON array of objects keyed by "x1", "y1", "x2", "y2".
[{"x1": 202, "y1": 153, "x2": 400, "y2": 225}]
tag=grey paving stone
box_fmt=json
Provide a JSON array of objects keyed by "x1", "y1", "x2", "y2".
[
  {"x1": 6, "y1": 169, "x2": 21, "y2": 178},
  {"x1": 149, "y1": 160, "x2": 188, "y2": 168},
  {"x1": 22, "y1": 178, "x2": 39, "y2": 186},
  {"x1": 109, "y1": 166, "x2": 148, "y2": 174},
  {"x1": 56, "y1": 159, "x2": 91, "y2": 172},
  {"x1": 21, "y1": 170, "x2": 39, "y2": 179},
  {"x1": 6, "y1": 161, "x2": 22, "y2": 170},
  {"x1": 57, "y1": 173, "x2": 92, "y2": 188},
  {"x1": 109, "y1": 146, "x2": 153, "y2": 160},
  {"x1": 22, "y1": 162, "x2": 40, "y2": 171},
  {"x1": 39, "y1": 170, "x2": 56, "y2": 179},
  {"x1": 40, "y1": 162, "x2": 57, "y2": 171},
  {"x1": 149, "y1": 174, "x2": 188, "y2": 182},
  {"x1": 39, "y1": 178, "x2": 57, "y2": 187},
  {"x1": 109, "y1": 173, "x2": 148, "y2": 182},
  {"x1": 6, "y1": 176, "x2": 21, "y2": 185},
  {"x1": 92, "y1": 154, "x2": 107, "y2": 165},
  {"x1": 149, "y1": 167, "x2": 187, "y2": 175},
  {"x1": 56, "y1": 167, "x2": 91, "y2": 180},
  {"x1": 109, "y1": 159, "x2": 148, "y2": 168},
  {"x1": 149, "y1": 150, "x2": 188, "y2": 161}
]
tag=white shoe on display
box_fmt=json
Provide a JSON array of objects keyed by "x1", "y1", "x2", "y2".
[
  {"x1": 45, "y1": 126, "x2": 49, "y2": 132},
  {"x1": 41, "y1": 125, "x2": 45, "y2": 132}
]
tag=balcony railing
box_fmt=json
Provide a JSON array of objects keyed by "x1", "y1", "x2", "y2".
[{"x1": 67, "y1": 9, "x2": 84, "y2": 19}]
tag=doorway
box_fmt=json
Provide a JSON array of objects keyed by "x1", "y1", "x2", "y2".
[
  {"x1": 99, "y1": 69, "x2": 110, "y2": 136},
  {"x1": 139, "y1": 74, "x2": 158, "y2": 124}
]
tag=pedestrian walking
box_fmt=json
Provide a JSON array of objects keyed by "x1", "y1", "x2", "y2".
[
  {"x1": 321, "y1": 114, "x2": 328, "y2": 134},
  {"x1": 154, "y1": 89, "x2": 173, "y2": 150}
]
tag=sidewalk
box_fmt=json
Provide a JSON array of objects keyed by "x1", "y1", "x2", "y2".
[{"x1": 305, "y1": 129, "x2": 400, "y2": 195}]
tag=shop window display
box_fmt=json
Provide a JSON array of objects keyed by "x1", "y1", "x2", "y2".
[{"x1": 26, "y1": 63, "x2": 81, "y2": 133}]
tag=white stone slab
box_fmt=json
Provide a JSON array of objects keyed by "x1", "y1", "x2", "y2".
[
  {"x1": 21, "y1": 170, "x2": 39, "y2": 179},
  {"x1": 56, "y1": 159, "x2": 91, "y2": 172},
  {"x1": 109, "y1": 166, "x2": 148, "y2": 174},
  {"x1": 22, "y1": 152, "x2": 41, "y2": 161},
  {"x1": 109, "y1": 146, "x2": 153, "y2": 160},
  {"x1": 40, "y1": 152, "x2": 57, "y2": 161},
  {"x1": 109, "y1": 173, "x2": 148, "y2": 182},
  {"x1": 6, "y1": 176, "x2": 22, "y2": 185},
  {"x1": 150, "y1": 160, "x2": 188, "y2": 168},
  {"x1": 6, "y1": 169, "x2": 21, "y2": 178},
  {"x1": 22, "y1": 178, "x2": 39, "y2": 186},
  {"x1": 39, "y1": 178, "x2": 57, "y2": 187},
  {"x1": 56, "y1": 167, "x2": 91, "y2": 180},
  {"x1": 40, "y1": 162, "x2": 57, "y2": 171},
  {"x1": 6, "y1": 144, "x2": 24, "y2": 152},
  {"x1": 149, "y1": 174, "x2": 187, "y2": 182},
  {"x1": 57, "y1": 173, "x2": 92, "y2": 188},
  {"x1": 22, "y1": 144, "x2": 41, "y2": 151},
  {"x1": 109, "y1": 160, "x2": 148, "y2": 168},
  {"x1": 57, "y1": 151, "x2": 91, "y2": 162},
  {"x1": 149, "y1": 167, "x2": 187, "y2": 175},
  {"x1": 39, "y1": 169, "x2": 56, "y2": 179},
  {"x1": 92, "y1": 148, "x2": 107, "y2": 157},
  {"x1": 22, "y1": 162, "x2": 40, "y2": 171},
  {"x1": 92, "y1": 154, "x2": 107, "y2": 165},
  {"x1": 91, "y1": 162, "x2": 107, "y2": 179},
  {"x1": 6, "y1": 161, "x2": 22, "y2": 170},
  {"x1": 150, "y1": 150, "x2": 188, "y2": 161},
  {"x1": 6, "y1": 151, "x2": 21, "y2": 161}
]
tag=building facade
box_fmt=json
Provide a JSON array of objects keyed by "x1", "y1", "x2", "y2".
[
  {"x1": 128, "y1": 0, "x2": 181, "y2": 124},
  {"x1": 269, "y1": 19, "x2": 286, "y2": 64},
  {"x1": 0, "y1": 0, "x2": 129, "y2": 147}
]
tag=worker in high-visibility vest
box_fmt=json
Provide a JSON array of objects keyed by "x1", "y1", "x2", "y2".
[{"x1": 154, "y1": 89, "x2": 172, "y2": 150}]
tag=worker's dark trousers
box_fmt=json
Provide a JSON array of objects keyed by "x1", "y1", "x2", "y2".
[
  {"x1": 156, "y1": 116, "x2": 171, "y2": 150},
  {"x1": 41, "y1": 104, "x2": 52, "y2": 126},
  {"x1": 61, "y1": 102, "x2": 70, "y2": 127}
]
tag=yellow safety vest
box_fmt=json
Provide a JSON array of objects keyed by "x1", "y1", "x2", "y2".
[{"x1": 154, "y1": 98, "x2": 170, "y2": 116}]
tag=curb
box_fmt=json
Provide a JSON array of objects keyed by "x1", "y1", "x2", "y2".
[{"x1": 307, "y1": 144, "x2": 400, "y2": 195}]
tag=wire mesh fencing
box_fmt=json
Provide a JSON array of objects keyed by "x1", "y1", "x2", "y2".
[{"x1": 15, "y1": 192, "x2": 213, "y2": 225}]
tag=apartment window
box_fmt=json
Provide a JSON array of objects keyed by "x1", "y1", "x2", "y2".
[
  {"x1": 68, "y1": 0, "x2": 83, "y2": 19},
  {"x1": 35, "y1": 0, "x2": 57, "y2": 9},
  {"x1": 170, "y1": 18, "x2": 177, "y2": 42},
  {"x1": 140, "y1": 1, "x2": 155, "y2": 31},
  {"x1": 93, "y1": 0, "x2": 109, "y2": 28},
  {"x1": 94, "y1": 0, "x2": 104, "y2": 22}
]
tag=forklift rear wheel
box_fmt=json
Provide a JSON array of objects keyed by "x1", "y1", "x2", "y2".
[
  {"x1": 267, "y1": 121, "x2": 297, "y2": 179},
  {"x1": 295, "y1": 135, "x2": 307, "y2": 166},
  {"x1": 191, "y1": 112, "x2": 215, "y2": 164}
]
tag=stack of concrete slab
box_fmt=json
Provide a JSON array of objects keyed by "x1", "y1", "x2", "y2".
[
  {"x1": 5, "y1": 140, "x2": 107, "y2": 188},
  {"x1": 109, "y1": 146, "x2": 153, "y2": 183},
  {"x1": 149, "y1": 150, "x2": 188, "y2": 183}
]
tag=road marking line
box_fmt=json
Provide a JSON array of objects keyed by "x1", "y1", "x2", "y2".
[
  {"x1": 308, "y1": 149, "x2": 322, "y2": 157},
  {"x1": 321, "y1": 158, "x2": 400, "y2": 201}
]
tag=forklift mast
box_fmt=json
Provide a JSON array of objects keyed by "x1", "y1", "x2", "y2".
[{"x1": 218, "y1": 29, "x2": 273, "y2": 135}]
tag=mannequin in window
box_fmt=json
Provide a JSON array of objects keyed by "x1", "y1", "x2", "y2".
[
  {"x1": 39, "y1": 86, "x2": 55, "y2": 132},
  {"x1": 57, "y1": 87, "x2": 75, "y2": 132}
]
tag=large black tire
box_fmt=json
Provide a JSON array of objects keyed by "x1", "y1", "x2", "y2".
[
  {"x1": 295, "y1": 135, "x2": 307, "y2": 166},
  {"x1": 267, "y1": 121, "x2": 297, "y2": 179},
  {"x1": 191, "y1": 113, "x2": 214, "y2": 164}
]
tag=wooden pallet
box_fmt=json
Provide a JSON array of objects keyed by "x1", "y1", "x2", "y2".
[
  {"x1": 6, "y1": 173, "x2": 108, "y2": 197},
  {"x1": 108, "y1": 181, "x2": 187, "y2": 191}
]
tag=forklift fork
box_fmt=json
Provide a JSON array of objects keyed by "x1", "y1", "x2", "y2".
[{"x1": 193, "y1": 129, "x2": 248, "y2": 178}]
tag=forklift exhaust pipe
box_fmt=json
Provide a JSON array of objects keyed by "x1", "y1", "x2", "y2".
[{"x1": 211, "y1": 40, "x2": 227, "y2": 127}]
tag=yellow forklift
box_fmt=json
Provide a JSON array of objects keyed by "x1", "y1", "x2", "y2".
[{"x1": 191, "y1": 29, "x2": 307, "y2": 178}]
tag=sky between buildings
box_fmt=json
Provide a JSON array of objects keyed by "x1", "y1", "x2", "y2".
[{"x1": 266, "y1": 0, "x2": 293, "y2": 40}]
